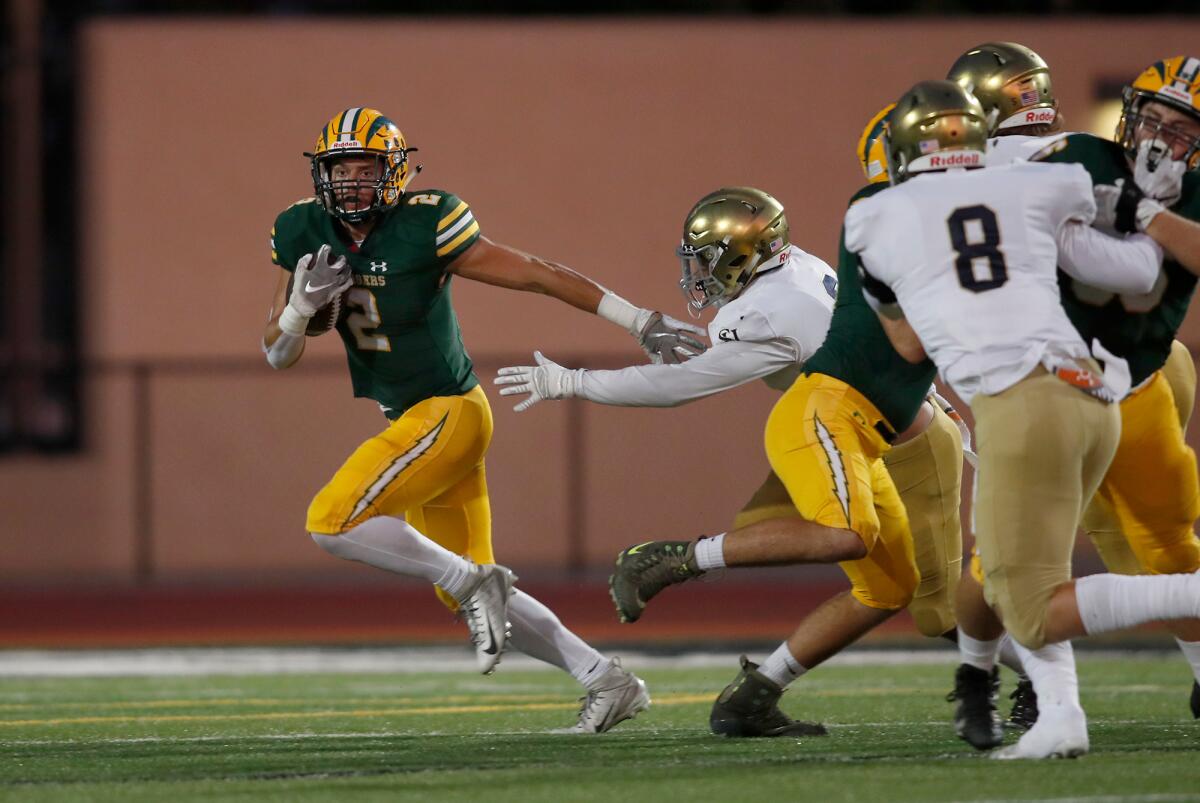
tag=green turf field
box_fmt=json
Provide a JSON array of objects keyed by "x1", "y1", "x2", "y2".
[{"x1": 1, "y1": 654, "x2": 1198, "y2": 802}]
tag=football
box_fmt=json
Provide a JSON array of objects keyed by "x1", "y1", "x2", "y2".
[{"x1": 285, "y1": 275, "x2": 347, "y2": 337}]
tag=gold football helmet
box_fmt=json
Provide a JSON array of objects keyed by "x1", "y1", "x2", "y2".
[
  {"x1": 307, "y1": 107, "x2": 416, "y2": 222},
  {"x1": 947, "y1": 42, "x2": 1057, "y2": 134},
  {"x1": 677, "y1": 187, "x2": 790, "y2": 313},
  {"x1": 1116, "y1": 56, "x2": 1200, "y2": 170},
  {"x1": 884, "y1": 81, "x2": 988, "y2": 184},
  {"x1": 857, "y1": 103, "x2": 896, "y2": 184}
]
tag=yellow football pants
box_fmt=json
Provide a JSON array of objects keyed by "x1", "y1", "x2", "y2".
[
  {"x1": 738, "y1": 402, "x2": 961, "y2": 636},
  {"x1": 763, "y1": 373, "x2": 919, "y2": 612},
  {"x1": 882, "y1": 404, "x2": 963, "y2": 637},
  {"x1": 1082, "y1": 340, "x2": 1200, "y2": 576},
  {"x1": 306, "y1": 385, "x2": 495, "y2": 609}
]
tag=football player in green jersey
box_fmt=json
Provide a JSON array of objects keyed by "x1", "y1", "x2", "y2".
[{"x1": 261, "y1": 107, "x2": 704, "y2": 732}]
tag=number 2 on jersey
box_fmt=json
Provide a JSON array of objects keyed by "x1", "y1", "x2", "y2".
[
  {"x1": 948, "y1": 205, "x2": 1008, "y2": 293},
  {"x1": 345, "y1": 287, "x2": 391, "y2": 352}
]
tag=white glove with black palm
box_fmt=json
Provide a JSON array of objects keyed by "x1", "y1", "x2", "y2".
[
  {"x1": 493, "y1": 351, "x2": 582, "y2": 412},
  {"x1": 278, "y1": 244, "x2": 354, "y2": 335}
]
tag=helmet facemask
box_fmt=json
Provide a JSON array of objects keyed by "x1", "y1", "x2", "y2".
[
  {"x1": 1118, "y1": 94, "x2": 1200, "y2": 171},
  {"x1": 677, "y1": 239, "x2": 764, "y2": 314},
  {"x1": 311, "y1": 149, "x2": 410, "y2": 223}
]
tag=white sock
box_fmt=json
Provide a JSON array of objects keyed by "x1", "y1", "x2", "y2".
[
  {"x1": 311, "y1": 517, "x2": 477, "y2": 600},
  {"x1": 694, "y1": 534, "x2": 727, "y2": 570},
  {"x1": 1011, "y1": 639, "x2": 1081, "y2": 710},
  {"x1": 997, "y1": 632, "x2": 1026, "y2": 675},
  {"x1": 957, "y1": 631, "x2": 1000, "y2": 672},
  {"x1": 1176, "y1": 638, "x2": 1200, "y2": 684},
  {"x1": 1074, "y1": 573, "x2": 1200, "y2": 635},
  {"x1": 757, "y1": 642, "x2": 807, "y2": 689},
  {"x1": 507, "y1": 589, "x2": 610, "y2": 689}
]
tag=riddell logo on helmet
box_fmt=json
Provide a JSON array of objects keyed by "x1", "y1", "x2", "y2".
[
  {"x1": 330, "y1": 140, "x2": 363, "y2": 149},
  {"x1": 926, "y1": 152, "x2": 983, "y2": 168},
  {"x1": 1160, "y1": 85, "x2": 1196, "y2": 106},
  {"x1": 1024, "y1": 108, "x2": 1056, "y2": 124}
]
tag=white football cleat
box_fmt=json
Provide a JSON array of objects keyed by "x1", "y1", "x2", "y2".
[
  {"x1": 992, "y1": 702, "x2": 1088, "y2": 760},
  {"x1": 568, "y1": 658, "x2": 651, "y2": 733},
  {"x1": 459, "y1": 564, "x2": 516, "y2": 675}
]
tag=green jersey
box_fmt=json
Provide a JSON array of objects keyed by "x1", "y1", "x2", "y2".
[
  {"x1": 802, "y1": 184, "x2": 937, "y2": 432},
  {"x1": 1037, "y1": 133, "x2": 1200, "y2": 385},
  {"x1": 270, "y1": 190, "x2": 481, "y2": 418}
]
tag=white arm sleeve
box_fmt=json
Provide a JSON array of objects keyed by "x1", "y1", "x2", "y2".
[
  {"x1": 263, "y1": 331, "x2": 305, "y2": 370},
  {"x1": 577, "y1": 339, "x2": 799, "y2": 407},
  {"x1": 1056, "y1": 221, "x2": 1162, "y2": 295}
]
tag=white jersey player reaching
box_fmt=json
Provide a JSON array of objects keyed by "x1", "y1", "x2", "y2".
[
  {"x1": 495, "y1": 187, "x2": 837, "y2": 410},
  {"x1": 853, "y1": 79, "x2": 1200, "y2": 760}
]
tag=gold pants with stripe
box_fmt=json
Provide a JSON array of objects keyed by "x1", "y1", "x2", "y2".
[
  {"x1": 306, "y1": 385, "x2": 495, "y2": 608},
  {"x1": 973, "y1": 368, "x2": 1120, "y2": 649},
  {"x1": 1082, "y1": 340, "x2": 1200, "y2": 576},
  {"x1": 739, "y1": 401, "x2": 961, "y2": 635},
  {"x1": 763, "y1": 373, "x2": 919, "y2": 611}
]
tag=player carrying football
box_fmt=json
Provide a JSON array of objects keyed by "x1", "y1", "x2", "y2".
[{"x1": 261, "y1": 107, "x2": 705, "y2": 732}]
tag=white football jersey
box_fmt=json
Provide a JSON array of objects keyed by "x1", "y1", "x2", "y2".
[
  {"x1": 845, "y1": 161, "x2": 1097, "y2": 403},
  {"x1": 706, "y1": 247, "x2": 838, "y2": 390},
  {"x1": 575, "y1": 247, "x2": 837, "y2": 406},
  {"x1": 986, "y1": 132, "x2": 1070, "y2": 166}
]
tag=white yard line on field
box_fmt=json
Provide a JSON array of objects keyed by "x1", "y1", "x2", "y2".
[{"x1": 0, "y1": 646, "x2": 1177, "y2": 678}]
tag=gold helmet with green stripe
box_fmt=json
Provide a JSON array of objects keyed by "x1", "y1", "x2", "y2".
[
  {"x1": 857, "y1": 103, "x2": 896, "y2": 184},
  {"x1": 884, "y1": 80, "x2": 987, "y2": 184},
  {"x1": 677, "y1": 187, "x2": 790, "y2": 313},
  {"x1": 1117, "y1": 56, "x2": 1200, "y2": 170},
  {"x1": 946, "y1": 42, "x2": 1057, "y2": 134},
  {"x1": 307, "y1": 108, "x2": 416, "y2": 223}
]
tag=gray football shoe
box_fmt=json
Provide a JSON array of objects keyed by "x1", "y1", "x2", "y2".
[
  {"x1": 459, "y1": 564, "x2": 516, "y2": 675},
  {"x1": 609, "y1": 540, "x2": 704, "y2": 623},
  {"x1": 569, "y1": 658, "x2": 651, "y2": 734}
]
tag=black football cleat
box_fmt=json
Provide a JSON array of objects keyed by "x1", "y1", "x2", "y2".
[
  {"x1": 709, "y1": 656, "x2": 827, "y2": 738},
  {"x1": 1191, "y1": 680, "x2": 1199, "y2": 719},
  {"x1": 947, "y1": 663, "x2": 1004, "y2": 750},
  {"x1": 1005, "y1": 675, "x2": 1039, "y2": 731}
]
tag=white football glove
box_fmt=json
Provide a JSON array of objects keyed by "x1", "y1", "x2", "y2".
[
  {"x1": 493, "y1": 351, "x2": 582, "y2": 412},
  {"x1": 1133, "y1": 137, "x2": 1186, "y2": 206},
  {"x1": 290, "y1": 244, "x2": 353, "y2": 316},
  {"x1": 636, "y1": 310, "x2": 709, "y2": 365}
]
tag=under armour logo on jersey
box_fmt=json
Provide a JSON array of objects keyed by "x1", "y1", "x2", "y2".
[{"x1": 369, "y1": 261, "x2": 389, "y2": 273}]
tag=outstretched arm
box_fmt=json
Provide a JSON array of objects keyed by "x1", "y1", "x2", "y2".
[
  {"x1": 446, "y1": 237, "x2": 707, "y2": 363},
  {"x1": 493, "y1": 339, "x2": 799, "y2": 411}
]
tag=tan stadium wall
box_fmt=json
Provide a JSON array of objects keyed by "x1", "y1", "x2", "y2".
[{"x1": 3, "y1": 17, "x2": 1200, "y2": 585}]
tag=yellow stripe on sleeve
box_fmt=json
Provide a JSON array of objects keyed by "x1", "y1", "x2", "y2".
[
  {"x1": 436, "y1": 221, "x2": 480, "y2": 257},
  {"x1": 438, "y1": 201, "x2": 469, "y2": 230}
]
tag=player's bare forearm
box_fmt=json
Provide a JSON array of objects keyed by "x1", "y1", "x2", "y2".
[
  {"x1": 447, "y1": 237, "x2": 605, "y2": 313},
  {"x1": 1144, "y1": 211, "x2": 1200, "y2": 276},
  {"x1": 875, "y1": 311, "x2": 927, "y2": 364}
]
